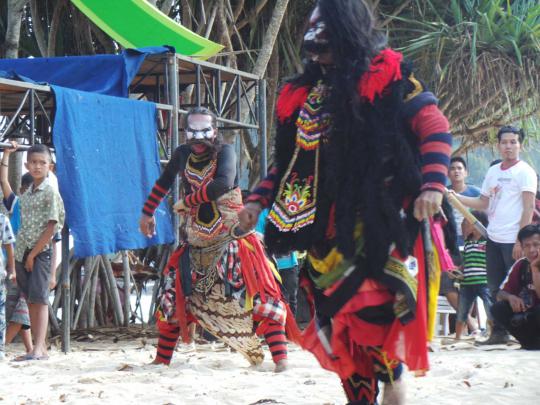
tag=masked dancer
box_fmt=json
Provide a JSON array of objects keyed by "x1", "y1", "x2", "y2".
[{"x1": 239, "y1": 1, "x2": 452, "y2": 403}]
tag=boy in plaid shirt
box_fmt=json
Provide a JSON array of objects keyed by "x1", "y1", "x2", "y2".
[{"x1": 2, "y1": 142, "x2": 64, "y2": 361}]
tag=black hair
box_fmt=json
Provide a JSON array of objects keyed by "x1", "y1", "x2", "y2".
[
  {"x1": 450, "y1": 156, "x2": 467, "y2": 170},
  {"x1": 21, "y1": 172, "x2": 33, "y2": 189},
  {"x1": 490, "y1": 159, "x2": 502, "y2": 167},
  {"x1": 185, "y1": 106, "x2": 217, "y2": 129},
  {"x1": 270, "y1": 0, "x2": 421, "y2": 265},
  {"x1": 497, "y1": 125, "x2": 525, "y2": 143},
  {"x1": 470, "y1": 210, "x2": 488, "y2": 228},
  {"x1": 26, "y1": 144, "x2": 53, "y2": 162},
  {"x1": 517, "y1": 224, "x2": 540, "y2": 243}
]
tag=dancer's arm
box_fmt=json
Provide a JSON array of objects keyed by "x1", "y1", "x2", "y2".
[
  {"x1": 140, "y1": 147, "x2": 185, "y2": 237},
  {"x1": 404, "y1": 78, "x2": 452, "y2": 220}
]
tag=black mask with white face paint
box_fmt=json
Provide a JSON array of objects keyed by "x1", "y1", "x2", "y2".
[{"x1": 302, "y1": 6, "x2": 330, "y2": 58}]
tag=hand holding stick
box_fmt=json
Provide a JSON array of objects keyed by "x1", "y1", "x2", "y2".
[{"x1": 445, "y1": 189, "x2": 488, "y2": 238}]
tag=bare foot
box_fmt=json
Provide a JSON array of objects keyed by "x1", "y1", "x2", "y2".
[{"x1": 274, "y1": 359, "x2": 288, "y2": 373}]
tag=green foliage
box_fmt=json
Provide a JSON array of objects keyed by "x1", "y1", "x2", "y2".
[{"x1": 381, "y1": 0, "x2": 539, "y2": 151}]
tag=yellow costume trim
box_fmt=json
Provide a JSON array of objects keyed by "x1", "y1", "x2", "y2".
[
  {"x1": 427, "y1": 241, "x2": 442, "y2": 341},
  {"x1": 308, "y1": 247, "x2": 344, "y2": 275},
  {"x1": 404, "y1": 73, "x2": 423, "y2": 102}
]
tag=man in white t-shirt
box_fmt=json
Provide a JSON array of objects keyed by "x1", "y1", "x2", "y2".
[{"x1": 453, "y1": 126, "x2": 537, "y2": 344}]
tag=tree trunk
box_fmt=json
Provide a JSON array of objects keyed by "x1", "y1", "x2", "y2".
[
  {"x1": 252, "y1": 0, "x2": 289, "y2": 77},
  {"x1": 30, "y1": 0, "x2": 48, "y2": 56},
  {"x1": 4, "y1": 0, "x2": 27, "y2": 59},
  {"x1": 241, "y1": 0, "x2": 290, "y2": 185},
  {"x1": 47, "y1": 0, "x2": 67, "y2": 57},
  {"x1": 159, "y1": 0, "x2": 175, "y2": 14},
  {"x1": 5, "y1": 0, "x2": 28, "y2": 191}
]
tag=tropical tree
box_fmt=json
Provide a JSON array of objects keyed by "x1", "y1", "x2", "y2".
[{"x1": 380, "y1": 0, "x2": 540, "y2": 154}]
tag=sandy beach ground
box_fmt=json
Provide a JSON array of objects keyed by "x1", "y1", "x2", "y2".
[{"x1": 1, "y1": 335, "x2": 539, "y2": 405}]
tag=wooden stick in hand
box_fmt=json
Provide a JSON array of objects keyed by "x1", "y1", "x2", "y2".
[{"x1": 445, "y1": 190, "x2": 488, "y2": 239}]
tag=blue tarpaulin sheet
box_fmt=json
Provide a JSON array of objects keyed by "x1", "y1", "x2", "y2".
[
  {"x1": 52, "y1": 85, "x2": 175, "y2": 257},
  {"x1": 0, "y1": 47, "x2": 171, "y2": 97}
]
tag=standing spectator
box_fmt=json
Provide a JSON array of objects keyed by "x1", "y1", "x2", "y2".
[
  {"x1": 448, "y1": 156, "x2": 481, "y2": 247},
  {"x1": 1, "y1": 142, "x2": 65, "y2": 361},
  {"x1": 0, "y1": 212, "x2": 16, "y2": 360},
  {"x1": 455, "y1": 211, "x2": 491, "y2": 340},
  {"x1": 454, "y1": 126, "x2": 537, "y2": 344},
  {"x1": 1, "y1": 172, "x2": 33, "y2": 354},
  {"x1": 255, "y1": 209, "x2": 299, "y2": 315},
  {"x1": 492, "y1": 224, "x2": 540, "y2": 349}
]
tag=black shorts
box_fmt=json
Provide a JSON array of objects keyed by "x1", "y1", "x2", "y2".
[{"x1": 16, "y1": 249, "x2": 52, "y2": 305}]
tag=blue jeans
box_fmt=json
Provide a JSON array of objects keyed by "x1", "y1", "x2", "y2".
[{"x1": 457, "y1": 284, "x2": 492, "y2": 323}]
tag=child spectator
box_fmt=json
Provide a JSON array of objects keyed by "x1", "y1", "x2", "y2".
[
  {"x1": 455, "y1": 211, "x2": 492, "y2": 340},
  {"x1": 0, "y1": 212, "x2": 16, "y2": 360},
  {"x1": 1, "y1": 172, "x2": 34, "y2": 353},
  {"x1": 1, "y1": 142, "x2": 64, "y2": 361}
]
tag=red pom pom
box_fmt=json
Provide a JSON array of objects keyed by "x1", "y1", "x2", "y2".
[
  {"x1": 276, "y1": 83, "x2": 310, "y2": 123},
  {"x1": 358, "y1": 49, "x2": 403, "y2": 104}
]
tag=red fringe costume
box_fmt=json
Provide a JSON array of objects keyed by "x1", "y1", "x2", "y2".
[
  {"x1": 144, "y1": 144, "x2": 301, "y2": 367},
  {"x1": 248, "y1": 49, "x2": 452, "y2": 403}
]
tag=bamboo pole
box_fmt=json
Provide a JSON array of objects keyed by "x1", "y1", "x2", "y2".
[
  {"x1": 445, "y1": 190, "x2": 488, "y2": 238},
  {"x1": 101, "y1": 255, "x2": 124, "y2": 326}
]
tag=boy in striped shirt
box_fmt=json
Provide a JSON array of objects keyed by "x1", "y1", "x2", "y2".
[{"x1": 455, "y1": 211, "x2": 492, "y2": 339}]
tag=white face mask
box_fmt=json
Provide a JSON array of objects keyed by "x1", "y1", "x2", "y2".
[{"x1": 186, "y1": 114, "x2": 215, "y2": 141}]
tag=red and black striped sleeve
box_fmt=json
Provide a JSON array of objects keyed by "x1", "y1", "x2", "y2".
[
  {"x1": 411, "y1": 105, "x2": 451, "y2": 193},
  {"x1": 402, "y1": 76, "x2": 451, "y2": 194},
  {"x1": 245, "y1": 165, "x2": 279, "y2": 208},
  {"x1": 142, "y1": 147, "x2": 185, "y2": 216}
]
